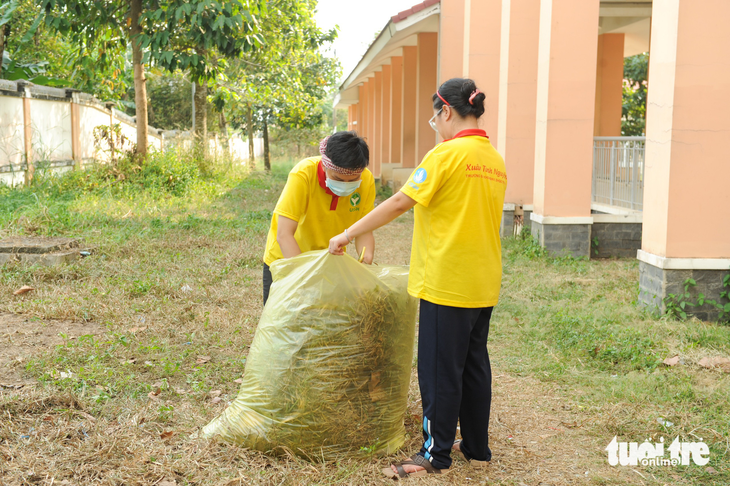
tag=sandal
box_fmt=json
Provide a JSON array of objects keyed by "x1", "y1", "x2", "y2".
[
  {"x1": 381, "y1": 454, "x2": 450, "y2": 479},
  {"x1": 453, "y1": 440, "x2": 489, "y2": 469}
]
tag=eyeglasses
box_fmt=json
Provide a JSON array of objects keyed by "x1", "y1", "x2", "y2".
[{"x1": 429, "y1": 108, "x2": 443, "y2": 132}]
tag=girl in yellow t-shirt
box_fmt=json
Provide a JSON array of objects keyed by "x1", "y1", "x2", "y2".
[
  {"x1": 329, "y1": 78, "x2": 507, "y2": 479},
  {"x1": 262, "y1": 131, "x2": 376, "y2": 304}
]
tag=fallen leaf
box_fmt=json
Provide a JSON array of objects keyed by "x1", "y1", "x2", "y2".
[
  {"x1": 209, "y1": 390, "x2": 222, "y2": 398},
  {"x1": 13, "y1": 286, "x2": 34, "y2": 296},
  {"x1": 663, "y1": 355, "x2": 680, "y2": 366},
  {"x1": 211, "y1": 397, "x2": 222, "y2": 404},
  {"x1": 124, "y1": 358, "x2": 137, "y2": 365},
  {"x1": 160, "y1": 431, "x2": 175, "y2": 440},
  {"x1": 196, "y1": 356, "x2": 211, "y2": 364},
  {"x1": 148, "y1": 387, "x2": 161, "y2": 400},
  {"x1": 158, "y1": 481, "x2": 177, "y2": 486},
  {"x1": 233, "y1": 378, "x2": 243, "y2": 384},
  {"x1": 152, "y1": 382, "x2": 163, "y2": 389},
  {"x1": 698, "y1": 357, "x2": 730, "y2": 372},
  {"x1": 706, "y1": 466, "x2": 718, "y2": 475},
  {"x1": 129, "y1": 326, "x2": 147, "y2": 333},
  {"x1": 174, "y1": 388, "x2": 187, "y2": 395}
]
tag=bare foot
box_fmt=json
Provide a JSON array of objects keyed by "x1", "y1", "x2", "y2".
[{"x1": 453, "y1": 441, "x2": 462, "y2": 452}]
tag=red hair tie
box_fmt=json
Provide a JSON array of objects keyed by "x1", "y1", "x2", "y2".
[
  {"x1": 469, "y1": 89, "x2": 482, "y2": 105},
  {"x1": 436, "y1": 90, "x2": 451, "y2": 106}
]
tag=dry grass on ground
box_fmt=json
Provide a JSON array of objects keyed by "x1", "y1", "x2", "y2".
[{"x1": 0, "y1": 166, "x2": 728, "y2": 485}]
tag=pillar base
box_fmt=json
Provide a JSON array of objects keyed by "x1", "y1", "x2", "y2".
[
  {"x1": 638, "y1": 250, "x2": 730, "y2": 322},
  {"x1": 591, "y1": 213, "x2": 642, "y2": 258},
  {"x1": 501, "y1": 204, "x2": 533, "y2": 238},
  {"x1": 392, "y1": 168, "x2": 415, "y2": 191},
  {"x1": 530, "y1": 214, "x2": 593, "y2": 258}
]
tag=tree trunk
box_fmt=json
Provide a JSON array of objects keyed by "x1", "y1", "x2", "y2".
[
  {"x1": 130, "y1": 0, "x2": 148, "y2": 159},
  {"x1": 247, "y1": 104, "x2": 254, "y2": 166},
  {"x1": 218, "y1": 111, "x2": 230, "y2": 156},
  {"x1": 263, "y1": 116, "x2": 270, "y2": 172},
  {"x1": 0, "y1": 25, "x2": 6, "y2": 77},
  {"x1": 194, "y1": 80, "x2": 208, "y2": 158}
]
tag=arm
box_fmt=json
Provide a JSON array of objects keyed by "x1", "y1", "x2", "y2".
[
  {"x1": 330, "y1": 191, "x2": 417, "y2": 255},
  {"x1": 355, "y1": 231, "x2": 375, "y2": 264},
  {"x1": 276, "y1": 215, "x2": 302, "y2": 258}
]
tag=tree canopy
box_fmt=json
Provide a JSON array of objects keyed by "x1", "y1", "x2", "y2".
[{"x1": 622, "y1": 53, "x2": 648, "y2": 137}]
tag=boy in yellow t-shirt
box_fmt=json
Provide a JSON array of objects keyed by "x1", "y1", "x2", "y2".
[{"x1": 262, "y1": 131, "x2": 375, "y2": 304}]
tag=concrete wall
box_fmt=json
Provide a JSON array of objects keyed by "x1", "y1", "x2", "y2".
[
  {"x1": 1, "y1": 81, "x2": 261, "y2": 186},
  {"x1": 29, "y1": 98, "x2": 73, "y2": 162},
  {"x1": 0, "y1": 95, "x2": 24, "y2": 167}
]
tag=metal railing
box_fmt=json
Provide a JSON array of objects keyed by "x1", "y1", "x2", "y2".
[{"x1": 592, "y1": 136, "x2": 645, "y2": 211}]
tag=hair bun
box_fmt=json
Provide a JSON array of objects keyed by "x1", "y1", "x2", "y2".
[{"x1": 432, "y1": 77, "x2": 486, "y2": 119}]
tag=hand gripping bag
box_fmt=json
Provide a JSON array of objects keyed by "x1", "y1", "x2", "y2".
[{"x1": 202, "y1": 250, "x2": 417, "y2": 459}]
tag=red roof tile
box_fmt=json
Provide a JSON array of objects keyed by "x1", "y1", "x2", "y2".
[{"x1": 391, "y1": 0, "x2": 440, "y2": 24}]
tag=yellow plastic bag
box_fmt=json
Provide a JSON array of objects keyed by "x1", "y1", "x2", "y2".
[{"x1": 202, "y1": 250, "x2": 418, "y2": 459}]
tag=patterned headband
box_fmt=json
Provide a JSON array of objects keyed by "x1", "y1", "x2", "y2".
[{"x1": 319, "y1": 136, "x2": 365, "y2": 176}]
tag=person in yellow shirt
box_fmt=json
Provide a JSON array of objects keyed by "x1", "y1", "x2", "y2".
[
  {"x1": 329, "y1": 78, "x2": 507, "y2": 478},
  {"x1": 262, "y1": 131, "x2": 375, "y2": 304}
]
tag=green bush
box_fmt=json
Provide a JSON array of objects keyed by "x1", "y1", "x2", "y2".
[{"x1": 139, "y1": 150, "x2": 201, "y2": 197}]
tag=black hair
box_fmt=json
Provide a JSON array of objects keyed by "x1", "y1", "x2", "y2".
[
  {"x1": 432, "y1": 78, "x2": 486, "y2": 119},
  {"x1": 325, "y1": 131, "x2": 369, "y2": 170}
]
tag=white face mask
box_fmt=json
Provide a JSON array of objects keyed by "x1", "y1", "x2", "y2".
[{"x1": 326, "y1": 177, "x2": 361, "y2": 197}]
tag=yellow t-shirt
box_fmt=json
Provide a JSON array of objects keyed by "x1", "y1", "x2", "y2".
[
  {"x1": 400, "y1": 130, "x2": 507, "y2": 308},
  {"x1": 263, "y1": 157, "x2": 376, "y2": 266}
]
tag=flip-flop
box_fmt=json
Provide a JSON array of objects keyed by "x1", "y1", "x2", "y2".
[{"x1": 381, "y1": 454, "x2": 450, "y2": 480}]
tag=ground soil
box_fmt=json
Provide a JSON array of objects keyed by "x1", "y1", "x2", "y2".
[{"x1": 0, "y1": 313, "x2": 104, "y2": 386}]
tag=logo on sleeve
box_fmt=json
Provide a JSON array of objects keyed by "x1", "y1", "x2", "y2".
[
  {"x1": 350, "y1": 192, "x2": 361, "y2": 207},
  {"x1": 413, "y1": 168, "x2": 428, "y2": 184}
]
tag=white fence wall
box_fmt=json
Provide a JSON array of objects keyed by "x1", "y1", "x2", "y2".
[
  {"x1": 30, "y1": 98, "x2": 73, "y2": 162},
  {"x1": 78, "y1": 102, "x2": 114, "y2": 163},
  {"x1": 1, "y1": 80, "x2": 262, "y2": 186},
  {"x1": 0, "y1": 95, "x2": 24, "y2": 167}
]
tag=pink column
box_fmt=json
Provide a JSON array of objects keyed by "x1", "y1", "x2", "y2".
[
  {"x1": 390, "y1": 56, "x2": 404, "y2": 166},
  {"x1": 499, "y1": 0, "x2": 540, "y2": 208},
  {"x1": 362, "y1": 81, "x2": 371, "y2": 149},
  {"x1": 594, "y1": 33, "x2": 625, "y2": 136},
  {"x1": 372, "y1": 71, "x2": 383, "y2": 178},
  {"x1": 464, "y1": 0, "x2": 502, "y2": 143},
  {"x1": 416, "y1": 32, "x2": 438, "y2": 164},
  {"x1": 381, "y1": 64, "x2": 392, "y2": 166},
  {"x1": 439, "y1": 0, "x2": 465, "y2": 82},
  {"x1": 357, "y1": 85, "x2": 366, "y2": 139},
  {"x1": 530, "y1": 0, "x2": 600, "y2": 258},
  {"x1": 639, "y1": 0, "x2": 730, "y2": 320},
  {"x1": 401, "y1": 46, "x2": 418, "y2": 168}
]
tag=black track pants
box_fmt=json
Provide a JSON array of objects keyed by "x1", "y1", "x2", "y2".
[{"x1": 417, "y1": 299, "x2": 493, "y2": 470}]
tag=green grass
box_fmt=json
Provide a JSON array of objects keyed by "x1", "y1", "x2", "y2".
[
  {"x1": 1, "y1": 155, "x2": 728, "y2": 484},
  {"x1": 492, "y1": 235, "x2": 730, "y2": 484}
]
